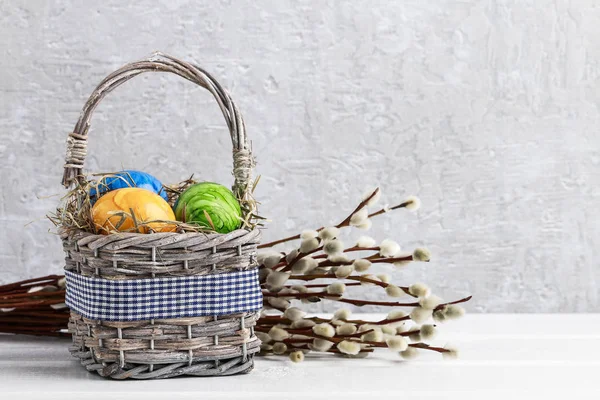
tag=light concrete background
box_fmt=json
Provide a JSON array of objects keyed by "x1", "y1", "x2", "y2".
[{"x1": 0, "y1": 0, "x2": 598, "y2": 313}]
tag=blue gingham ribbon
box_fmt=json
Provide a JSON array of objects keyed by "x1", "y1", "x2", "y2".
[{"x1": 65, "y1": 269, "x2": 263, "y2": 321}]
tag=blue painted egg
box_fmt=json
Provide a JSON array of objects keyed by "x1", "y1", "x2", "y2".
[{"x1": 90, "y1": 170, "x2": 168, "y2": 204}]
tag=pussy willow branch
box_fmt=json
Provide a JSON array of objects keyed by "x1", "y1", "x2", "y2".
[
  {"x1": 263, "y1": 291, "x2": 420, "y2": 307},
  {"x1": 0, "y1": 275, "x2": 69, "y2": 337},
  {"x1": 270, "y1": 249, "x2": 415, "y2": 272},
  {"x1": 256, "y1": 326, "x2": 370, "y2": 343},
  {"x1": 283, "y1": 245, "x2": 325, "y2": 271},
  {"x1": 258, "y1": 314, "x2": 410, "y2": 327},
  {"x1": 284, "y1": 272, "x2": 414, "y2": 295},
  {"x1": 367, "y1": 199, "x2": 415, "y2": 219},
  {"x1": 258, "y1": 324, "x2": 449, "y2": 355},
  {"x1": 264, "y1": 290, "x2": 472, "y2": 309},
  {"x1": 0, "y1": 275, "x2": 64, "y2": 293},
  {"x1": 265, "y1": 343, "x2": 375, "y2": 356},
  {"x1": 258, "y1": 188, "x2": 381, "y2": 249}
]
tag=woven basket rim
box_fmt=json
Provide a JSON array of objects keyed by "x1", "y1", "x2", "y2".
[{"x1": 60, "y1": 226, "x2": 260, "y2": 240}]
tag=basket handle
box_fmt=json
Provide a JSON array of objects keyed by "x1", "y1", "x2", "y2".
[{"x1": 62, "y1": 52, "x2": 254, "y2": 204}]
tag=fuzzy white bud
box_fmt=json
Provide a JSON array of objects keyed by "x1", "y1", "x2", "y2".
[
  {"x1": 404, "y1": 195, "x2": 421, "y2": 211},
  {"x1": 349, "y1": 208, "x2": 369, "y2": 227},
  {"x1": 263, "y1": 254, "x2": 283, "y2": 269},
  {"x1": 412, "y1": 247, "x2": 431, "y2": 262},
  {"x1": 409, "y1": 283, "x2": 431, "y2": 298},
  {"x1": 313, "y1": 266, "x2": 331, "y2": 274},
  {"x1": 260, "y1": 343, "x2": 273, "y2": 352},
  {"x1": 256, "y1": 331, "x2": 272, "y2": 344},
  {"x1": 323, "y1": 239, "x2": 344, "y2": 256},
  {"x1": 356, "y1": 236, "x2": 377, "y2": 248},
  {"x1": 333, "y1": 308, "x2": 351, "y2": 320},
  {"x1": 392, "y1": 252, "x2": 413, "y2": 268},
  {"x1": 352, "y1": 258, "x2": 371, "y2": 272},
  {"x1": 291, "y1": 257, "x2": 318, "y2": 274},
  {"x1": 419, "y1": 295, "x2": 443, "y2": 310},
  {"x1": 420, "y1": 324, "x2": 437, "y2": 341},
  {"x1": 433, "y1": 309, "x2": 447, "y2": 323},
  {"x1": 318, "y1": 227, "x2": 340, "y2": 241},
  {"x1": 385, "y1": 284, "x2": 405, "y2": 298},
  {"x1": 286, "y1": 249, "x2": 299, "y2": 264},
  {"x1": 256, "y1": 252, "x2": 270, "y2": 265},
  {"x1": 337, "y1": 340, "x2": 361, "y2": 355},
  {"x1": 300, "y1": 229, "x2": 319, "y2": 240},
  {"x1": 445, "y1": 304, "x2": 466, "y2": 319},
  {"x1": 400, "y1": 347, "x2": 419, "y2": 359},
  {"x1": 379, "y1": 239, "x2": 400, "y2": 257},
  {"x1": 290, "y1": 262, "x2": 309, "y2": 275},
  {"x1": 410, "y1": 307, "x2": 433, "y2": 324},
  {"x1": 361, "y1": 328, "x2": 383, "y2": 342},
  {"x1": 387, "y1": 310, "x2": 407, "y2": 321},
  {"x1": 291, "y1": 284, "x2": 308, "y2": 293},
  {"x1": 393, "y1": 260, "x2": 412, "y2": 268},
  {"x1": 272, "y1": 342, "x2": 288, "y2": 355},
  {"x1": 386, "y1": 336, "x2": 409, "y2": 351},
  {"x1": 336, "y1": 323, "x2": 358, "y2": 336},
  {"x1": 326, "y1": 282, "x2": 346, "y2": 295},
  {"x1": 334, "y1": 264, "x2": 354, "y2": 278},
  {"x1": 257, "y1": 251, "x2": 280, "y2": 266},
  {"x1": 362, "y1": 187, "x2": 381, "y2": 206},
  {"x1": 312, "y1": 323, "x2": 336, "y2": 338},
  {"x1": 57, "y1": 277, "x2": 66, "y2": 288},
  {"x1": 377, "y1": 274, "x2": 390, "y2": 283},
  {"x1": 442, "y1": 344, "x2": 459, "y2": 360},
  {"x1": 267, "y1": 297, "x2": 291, "y2": 309},
  {"x1": 408, "y1": 329, "x2": 422, "y2": 342},
  {"x1": 283, "y1": 307, "x2": 307, "y2": 322},
  {"x1": 291, "y1": 319, "x2": 316, "y2": 329},
  {"x1": 395, "y1": 323, "x2": 410, "y2": 333},
  {"x1": 300, "y1": 238, "x2": 320, "y2": 253},
  {"x1": 266, "y1": 271, "x2": 291, "y2": 289},
  {"x1": 357, "y1": 324, "x2": 376, "y2": 333},
  {"x1": 311, "y1": 338, "x2": 334, "y2": 351},
  {"x1": 327, "y1": 254, "x2": 350, "y2": 263},
  {"x1": 258, "y1": 267, "x2": 272, "y2": 283},
  {"x1": 355, "y1": 219, "x2": 372, "y2": 230},
  {"x1": 381, "y1": 325, "x2": 396, "y2": 335},
  {"x1": 268, "y1": 326, "x2": 290, "y2": 341},
  {"x1": 289, "y1": 350, "x2": 305, "y2": 363}
]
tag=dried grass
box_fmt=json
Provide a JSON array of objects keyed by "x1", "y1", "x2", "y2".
[{"x1": 48, "y1": 172, "x2": 262, "y2": 236}]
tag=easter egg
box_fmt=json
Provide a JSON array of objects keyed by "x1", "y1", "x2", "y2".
[
  {"x1": 174, "y1": 182, "x2": 242, "y2": 234},
  {"x1": 90, "y1": 170, "x2": 168, "y2": 204},
  {"x1": 92, "y1": 188, "x2": 176, "y2": 234}
]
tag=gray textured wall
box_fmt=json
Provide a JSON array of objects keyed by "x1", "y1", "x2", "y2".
[{"x1": 1, "y1": 0, "x2": 598, "y2": 313}]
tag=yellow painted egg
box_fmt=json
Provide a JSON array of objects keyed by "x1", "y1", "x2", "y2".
[{"x1": 92, "y1": 188, "x2": 177, "y2": 234}]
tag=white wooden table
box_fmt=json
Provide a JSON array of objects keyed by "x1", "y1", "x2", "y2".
[{"x1": 1, "y1": 314, "x2": 599, "y2": 399}]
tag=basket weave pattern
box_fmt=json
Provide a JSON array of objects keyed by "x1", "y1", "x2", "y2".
[{"x1": 60, "y1": 53, "x2": 261, "y2": 379}]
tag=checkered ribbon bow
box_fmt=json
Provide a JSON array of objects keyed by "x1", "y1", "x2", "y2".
[{"x1": 65, "y1": 269, "x2": 263, "y2": 321}]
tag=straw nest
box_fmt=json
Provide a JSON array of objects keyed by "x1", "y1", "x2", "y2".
[{"x1": 48, "y1": 172, "x2": 262, "y2": 237}]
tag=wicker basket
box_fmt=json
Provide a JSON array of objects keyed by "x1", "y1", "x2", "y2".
[{"x1": 60, "y1": 53, "x2": 262, "y2": 379}]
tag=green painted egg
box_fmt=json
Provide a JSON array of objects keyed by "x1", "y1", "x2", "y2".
[{"x1": 174, "y1": 182, "x2": 242, "y2": 233}]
